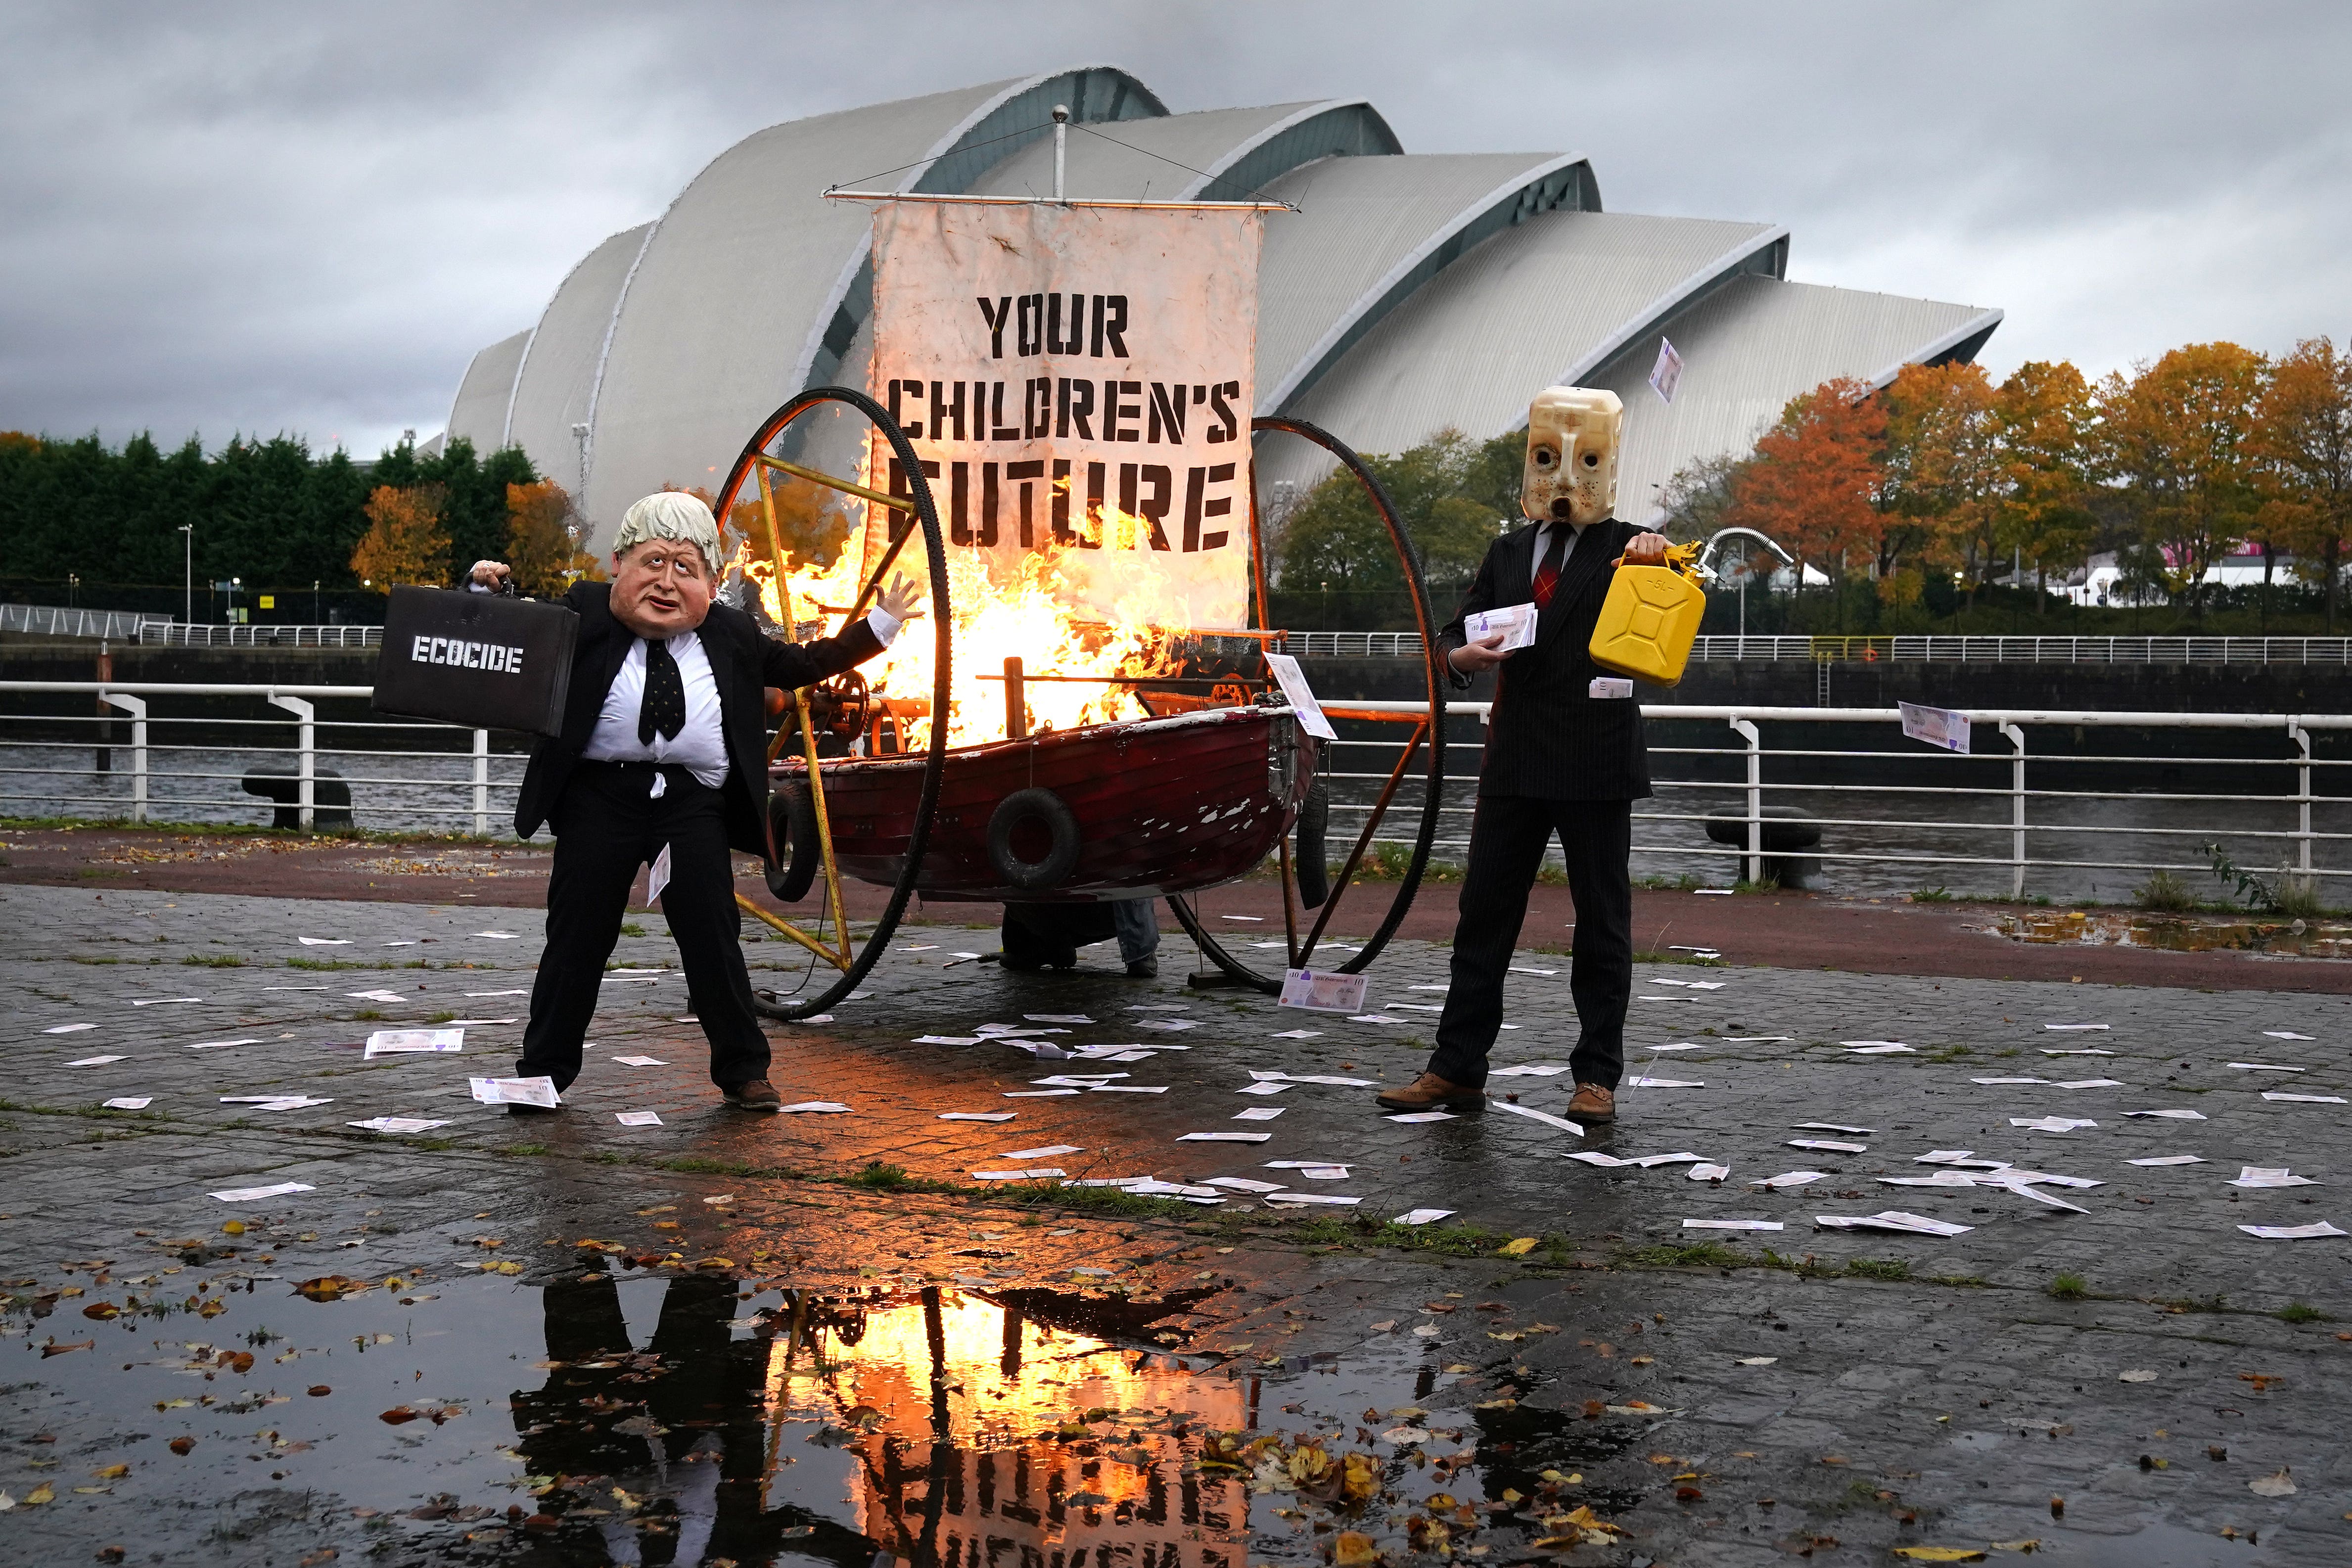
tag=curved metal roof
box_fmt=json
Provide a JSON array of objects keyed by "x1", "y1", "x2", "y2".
[
  {"x1": 1253, "y1": 152, "x2": 1599, "y2": 418},
  {"x1": 1585, "y1": 277, "x2": 2003, "y2": 524},
  {"x1": 498, "y1": 222, "x2": 651, "y2": 496},
  {"x1": 578, "y1": 66, "x2": 1160, "y2": 541},
  {"x1": 1271, "y1": 211, "x2": 1785, "y2": 469},
  {"x1": 964, "y1": 99, "x2": 1401, "y2": 202},
  {"x1": 438, "y1": 69, "x2": 2003, "y2": 560},
  {"x1": 444, "y1": 329, "x2": 529, "y2": 455}
]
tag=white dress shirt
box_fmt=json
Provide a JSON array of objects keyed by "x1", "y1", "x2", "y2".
[{"x1": 581, "y1": 607, "x2": 902, "y2": 794}]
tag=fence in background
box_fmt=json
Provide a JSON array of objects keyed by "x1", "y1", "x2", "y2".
[
  {"x1": 0, "y1": 604, "x2": 173, "y2": 641},
  {"x1": 1281, "y1": 632, "x2": 2352, "y2": 665},
  {"x1": 0, "y1": 681, "x2": 507, "y2": 834},
  {"x1": 2, "y1": 681, "x2": 2348, "y2": 902}
]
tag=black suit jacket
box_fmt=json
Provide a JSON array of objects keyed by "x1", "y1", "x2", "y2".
[
  {"x1": 1438, "y1": 517, "x2": 1651, "y2": 801},
  {"x1": 513, "y1": 582, "x2": 883, "y2": 855}
]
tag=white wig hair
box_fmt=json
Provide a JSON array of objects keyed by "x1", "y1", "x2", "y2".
[{"x1": 612, "y1": 491, "x2": 724, "y2": 573}]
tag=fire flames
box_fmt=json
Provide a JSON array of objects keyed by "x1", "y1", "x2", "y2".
[{"x1": 732, "y1": 494, "x2": 1190, "y2": 751}]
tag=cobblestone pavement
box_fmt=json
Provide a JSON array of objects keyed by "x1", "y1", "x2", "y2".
[{"x1": 5, "y1": 882, "x2": 2352, "y2": 1565}]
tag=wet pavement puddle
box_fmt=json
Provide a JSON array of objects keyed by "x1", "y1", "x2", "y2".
[
  {"x1": 9, "y1": 1270, "x2": 1630, "y2": 1566},
  {"x1": 1982, "y1": 908, "x2": 2352, "y2": 958}
]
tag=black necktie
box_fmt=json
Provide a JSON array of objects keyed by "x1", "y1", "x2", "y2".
[{"x1": 639, "y1": 638, "x2": 685, "y2": 743}]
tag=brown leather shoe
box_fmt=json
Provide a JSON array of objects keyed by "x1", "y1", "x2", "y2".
[
  {"x1": 1564, "y1": 1082, "x2": 1615, "y2": 1124},
  {"x1": 1374, "y1": 1072, "x2": 1485, "y2": 1112},
  {"x1": 725, "y1": 1078, "x2": 783, "y2": 1111}
]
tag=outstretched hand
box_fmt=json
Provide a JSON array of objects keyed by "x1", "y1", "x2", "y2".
[{"x1": 875, "y1": 575, "x2": 924, "y2": 623}]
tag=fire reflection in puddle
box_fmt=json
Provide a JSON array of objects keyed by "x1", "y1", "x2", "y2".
[
  {"x1": 7, "y1": 1268, "x2": 1631, "y2": 1565},
  {"x1": 1983, "y1": 908, "x2": 2352, "y2": 958}
]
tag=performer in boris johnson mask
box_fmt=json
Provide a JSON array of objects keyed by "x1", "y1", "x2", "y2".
[
  {"x1": 1376, "y1": 388, "x2": 1667, "y2": 1127},
  {"x1": 469, "y1": 492, "x2": 919, "y2": 1112}
]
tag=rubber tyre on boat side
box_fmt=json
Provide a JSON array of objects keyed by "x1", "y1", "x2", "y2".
[
  {"x1": 1295, "y1": 775, "x2": 1331, "y2": 909},
  {"x1": 987, "y1": 787, "x2": 1083, "y2": 890},
  {"x1": 765, "y1": 781, "x2": 821, "y2": 902}
]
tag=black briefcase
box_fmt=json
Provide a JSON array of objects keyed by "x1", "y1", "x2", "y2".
[{"x1": 371, "y1": 586, "x2": 578, "y2": 736}]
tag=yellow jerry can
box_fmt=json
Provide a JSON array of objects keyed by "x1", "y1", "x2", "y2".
[{"x1": 1588, "y1": 542, "x2": 1706, "y2": 686}]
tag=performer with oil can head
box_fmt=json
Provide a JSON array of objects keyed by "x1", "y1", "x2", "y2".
[
  {"x1": 467, "y1": 492, "x2": 921, "y2": 1112},
  {"x1": 1376, "y1": 388, "x2": 1667, "y2": 1126}
]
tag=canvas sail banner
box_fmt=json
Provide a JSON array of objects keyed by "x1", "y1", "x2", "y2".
[{"x1": 865, "y1": 200, "x2": 1263, "y2": 630}]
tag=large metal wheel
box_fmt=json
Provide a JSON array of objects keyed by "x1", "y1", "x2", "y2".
[
  {"x1": 708, "y1": 386, "x2": 952, "y2": 1020},
  {"x1": 1167, "y1": 416, "x2": 1447, "y2": 991}
]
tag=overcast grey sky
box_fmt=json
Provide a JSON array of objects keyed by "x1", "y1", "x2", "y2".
[{"x1": 4, "y1": 1, "x2": 2345, "y2": 458}]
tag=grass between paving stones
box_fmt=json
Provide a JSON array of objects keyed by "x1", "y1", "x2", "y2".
[
  {"x1": 2049, "y1": 1271, "x2": 2089, "y2": 1300},
  {"x1": 1626, "y1": 1240, "x2": 1983, "y2": 1288}
]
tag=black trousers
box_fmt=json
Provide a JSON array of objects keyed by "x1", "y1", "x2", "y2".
[
  {"x1": 517, "y1": 761, "x2": 771, "y2": 1093},
  {"x1": 1428, "y1": 794, "x2": 1633, "y2": 1090}
]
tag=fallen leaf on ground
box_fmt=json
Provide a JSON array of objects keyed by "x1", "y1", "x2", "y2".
[
  {"x1": 1893, "y1": 1551, "x2": 1985, "y2": 1564},
  {"x1": 1497, "y1": 1238, "x2": 1540, "y2": 1257},
  {"x1": 2249, "y1": 1468, "x2": 2296, "y2": 1497}
]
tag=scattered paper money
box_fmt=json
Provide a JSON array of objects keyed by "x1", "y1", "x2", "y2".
[
  {"x1": 1490, "y1": 1063, "x2": 1572, "y2": 1076},
  {"x1": 131, "y1": 997, "x2": 201, "y2": 1007},
  {"x1": 365, "y1": 1028, "x2": 463, "y2": 1058},
  {"x1": 1845, "y1": 1042, "x2": 1914, "y2": 1054},
  {"x1": 2045, "y1": 1023, "x2": 2110, "y2": 1031},
  {"x1": 2011, "y1": 1116, "x2": 2097, "y2": 1131},
  {"x1": 102, "y1": 1097, "x2": 151, "y2": 1110},
  {"x1": 1234, "y1": 1107, "x2": 1287, "y2": 1121},
  {"x1": 777, "y1": 1101, "x2": 851, "y2": 1113},
  {"x1": 1687, "y1": 1163, "x2": 1730, "y2": 1181},
  {"x1": 939, "y1": 1111, "x2": 1018, "y2": 1121},
  {"x1": 1000, "y1": 1145, "x2": 1083, "y2": 1159},
  {"x1": 1205, "y1": 1176, "x2": 1285, "y2": 1193},
  {"x1": 972, "y1": 1167, "x2": 1065, "y2": 1181},
  {"x1": 2239, "y1": 1221, "x2": 2347, "y2": 1240},
  {"x1": 1492, "y1": 1101, "x2": 1584, "y2": 1136},
  {"x1": 1788, "y1": 1138, "x2": 1866, "y2": 1153},
  {"x1": 209, "y1": 1182, "x2": 314, "y2": 1202},
  {"x1": 346, "y1": 1116, "x2": 450, "y2": 1133},
  {"x1": 296, "y1": 937, "x2": 349, "y2": 946},
  {"x1": 1271, "y1": 1029, "x2": 1323, "y2": 1039},
  {"x1": 1814, "y1": 1211, "x2": 1971, "y2": 1237},
  {"x1": 1386, "y1": 1111, "x2": 1456, "y2": 1123},
  {"x1": 2229, "y1": 1062, "x2": 2306, "y2": 1072},
  {"x1": 1394, "y1": 1208, "x2": 1455, "y2": 1225},
  {"x1": 471, "y1": 931, "x2": 521, "y2": 940},
  {"x1": 615, "y1": 1110, "x2": 662, "y2": 1127},
  {"x1": 1750, "y1": 1170, "x2": 1828, "y2": 1188},
  {"x1": 1178, "y1": 1131, "x2": 1273, "y2": 1143},
  {"x1": 2230, "y1": 1167, "x2": 2318, "y2": 1188},
  {"x1": 1795, "y1": 1122, "x2": 1874, "y2": 1134},
  {"x1": 1684, "y1": 1218, "x2": 1781, "y2": 1230},
  {"x1": 2125, "y1": 1154, "x2": 2205, "y2": 1166},
  {"x1": 185, "y1": 1038, "x2": 261, "y2": 1051},
  {"x1": 2122, "y1": 1108, "x2": 2205, "y2": 1119},
  {"x1": 469, "y1": 1076, "x2": 559, "y2": 1107},
  {"x1": 1626, "y1": 1076, "x2": 1703, "y2": 1088},
  {"x1": 610, "y1": 1055, "x2": 667, "y2": 1066},
  {"x1": 2262, "y1": 1031, "x2": 2316, "y2": 1041},
  {"x1": 67, "y1": 1055, "x2": 125, "y2": 1066},
  {"x1": 1264, "y1": 1192, "x2": 1361, "y2": 1206},
  {"x1": 43, "y1": 1023, "x2": 97, "y2": 1034},
  {"x1": 2263, "y1": 1092, "x2": 2349, "y2": 1104}
]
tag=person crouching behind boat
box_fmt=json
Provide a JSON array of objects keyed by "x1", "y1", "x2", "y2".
[{"x1": 466, "y1": 492, "x2": 921, "y2": 1113}]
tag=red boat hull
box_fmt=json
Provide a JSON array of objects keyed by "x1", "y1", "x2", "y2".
[{"x1": 775, "y1": 706, "x2": 1313, "y2": 903}]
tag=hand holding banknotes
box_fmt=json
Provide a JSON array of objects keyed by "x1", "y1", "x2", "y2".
[{"x1": 1448, "y1": 630, "x2": 1511, "y2": 674}]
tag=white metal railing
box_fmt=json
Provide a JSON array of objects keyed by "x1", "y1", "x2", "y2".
[
  {"x1": 0, "y1": 681, "x2": 516, "y2": 834},
  {"x1": 1281, "y1": 632, "x2": 2352, "y2": 665},
  {"x1": 6, "y1": 680, "x2": 2351, "y2": 906},
  {"x1": 1321, "y1": 702, "x2": 2352, "y2": 901},
  {"x1": 136, "y1": 622, "x2": 383, "y2": 648},
  {"x1": 0, "y1": 603, "x2": 174, "y2": 641}
]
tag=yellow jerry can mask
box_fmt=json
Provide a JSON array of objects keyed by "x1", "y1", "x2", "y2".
[{"x1": 1590, "y1": 541, "x2": 1707, "y2": 686}]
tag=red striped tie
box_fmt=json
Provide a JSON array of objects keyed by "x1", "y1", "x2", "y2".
[{"x1": 1532, "y1": 526, "x2": 1571, "y2": 610}]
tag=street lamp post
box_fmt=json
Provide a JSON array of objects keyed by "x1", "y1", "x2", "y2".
[{"x1": 178, "y1": 524, "x2": 192, "y2": 626}]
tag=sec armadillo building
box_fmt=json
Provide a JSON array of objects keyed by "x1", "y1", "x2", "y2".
[{"x1": 437, "y1": 65, "x2": 1999, "y2": 547}]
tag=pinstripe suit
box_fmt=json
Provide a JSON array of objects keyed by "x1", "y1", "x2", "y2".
[{"x1": 1427, "y1": 517, "x2": 1652, "y2": 1092}]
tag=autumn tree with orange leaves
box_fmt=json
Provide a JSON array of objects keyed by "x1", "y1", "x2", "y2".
[
  {"x1": 2250, "y1": 337, "x2": 2352, "y2": 628},
  {"x1": 349, "y1": 484, "x2": 450, "y2": 591},
  {"x1": 1721, "y1": 377, "x2": 1885, "y2": 628},
  {"x1": 504, "y1": 480, "x2": 602, "y2": 596}
]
